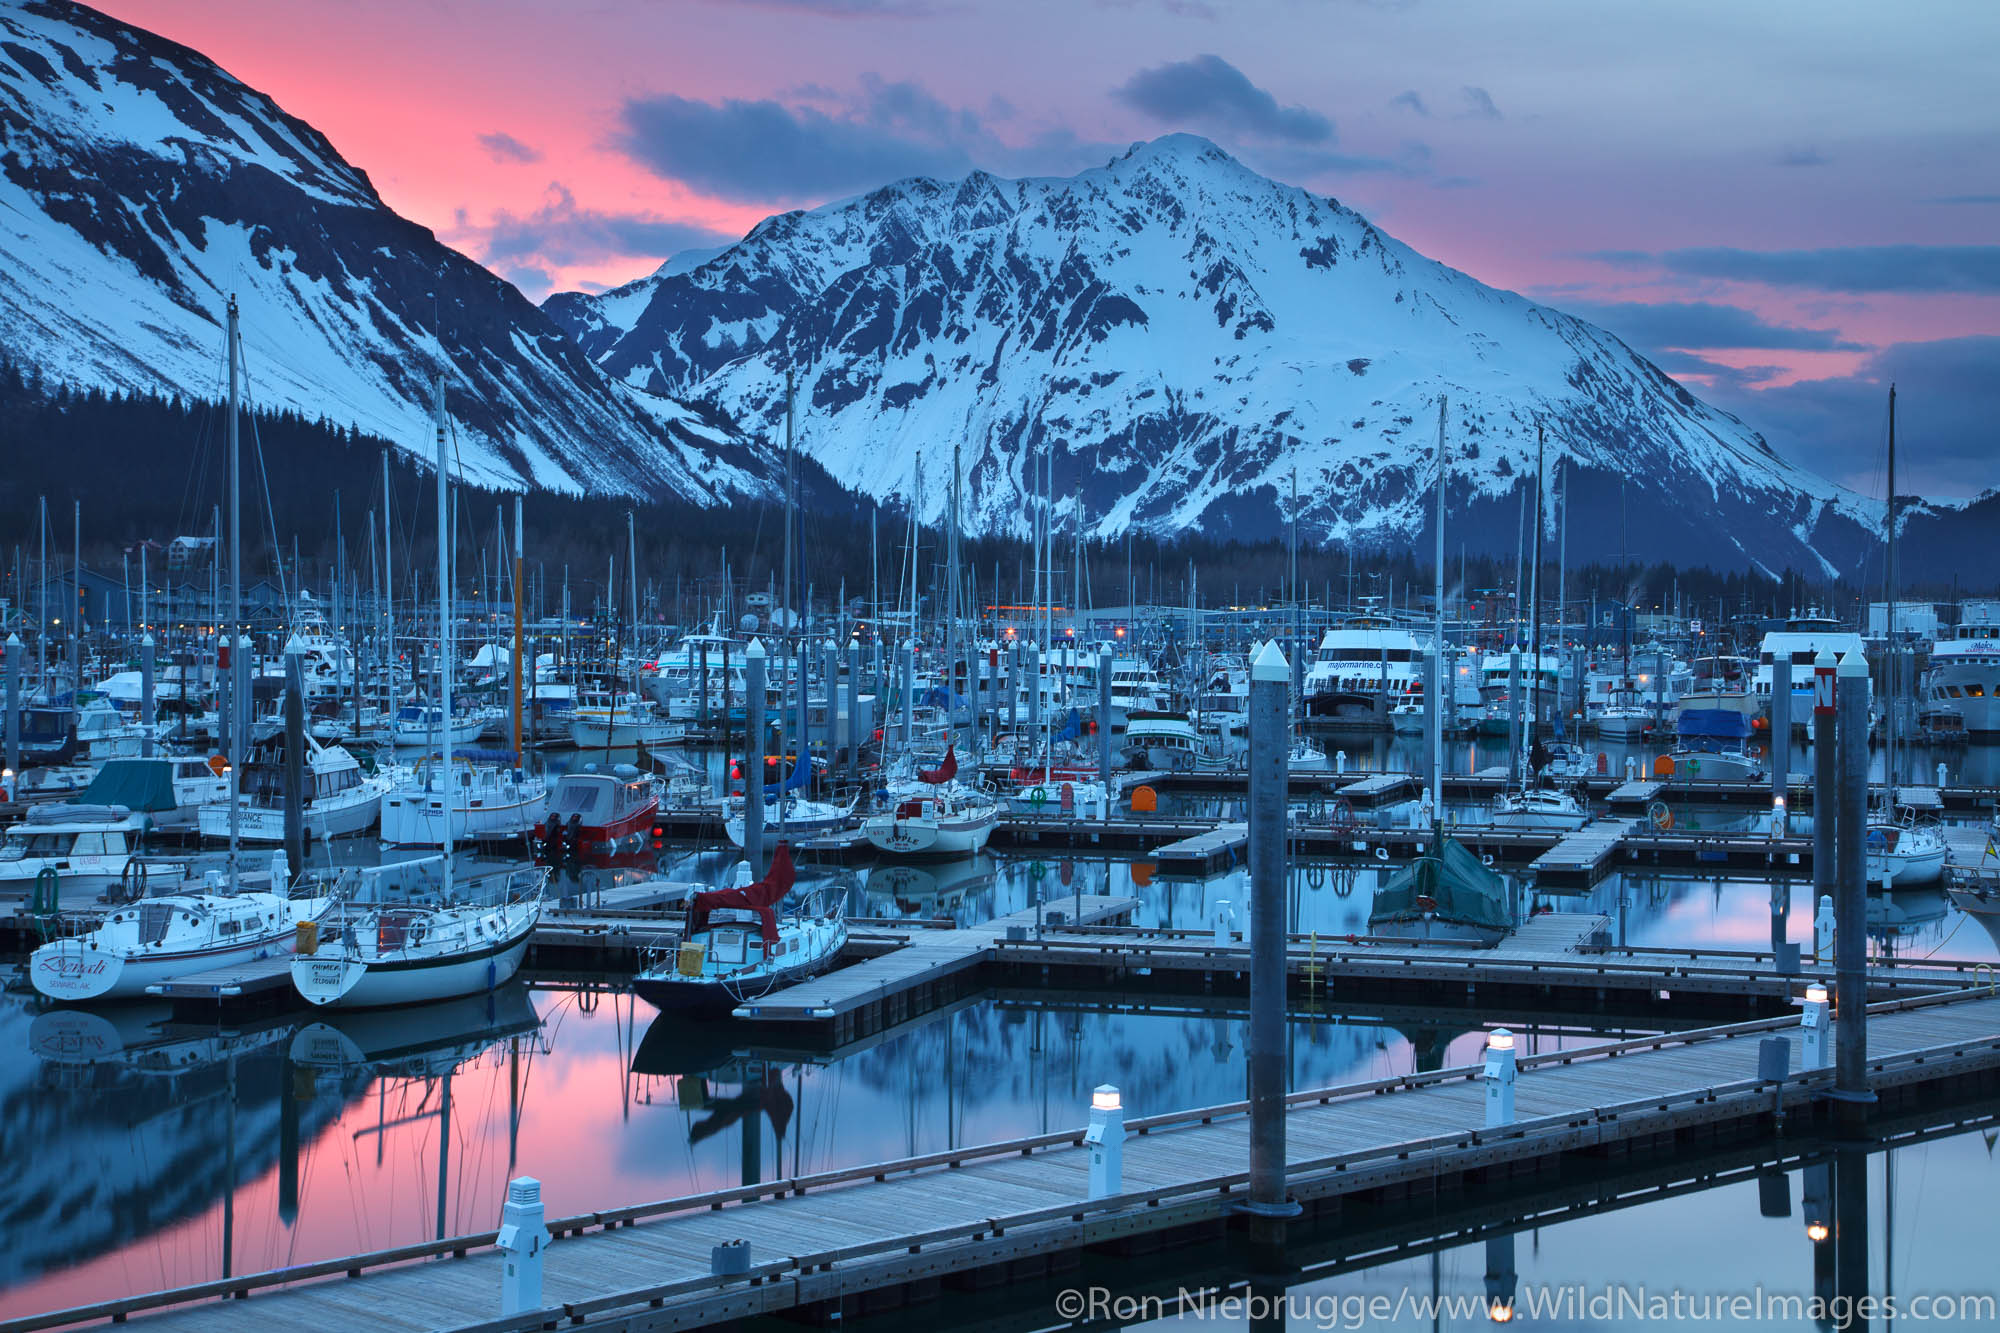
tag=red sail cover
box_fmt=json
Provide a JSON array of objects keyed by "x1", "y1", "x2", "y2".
[
  {"x1": 918, "y1": 745, "x2": 957, "y2": 785},
  {"x1": 687, "y1": 842, "x2": 795, "y2": 947}
]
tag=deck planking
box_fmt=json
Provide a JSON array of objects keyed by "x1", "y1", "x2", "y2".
[{"x1": 24, "y1": 990, "x2": 2000, "y2": 1333}]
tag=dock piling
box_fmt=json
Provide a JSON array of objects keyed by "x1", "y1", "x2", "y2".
[
  {"x1": 3, "y1": 633, "x2": 18, "y2": 790},
  {"x1": 1833, "y1": 650, "x2": 1874, "y2": 1130},
  {"x1": 1245, "y1": 640, "x2": 1297, "y2": 1231},
  {"x1": 1097, "y1": 644, "x2": 1112, "y2": 790}
]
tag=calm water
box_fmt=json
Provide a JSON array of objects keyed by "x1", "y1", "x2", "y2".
[{"x1": 3, "y1": 734, "x2": 1995, "y2": 1321}]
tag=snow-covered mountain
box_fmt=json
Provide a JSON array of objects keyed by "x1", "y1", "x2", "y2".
[
  {"x1": 0, "y1": 0, "x2": 759, "y2": 498},
  {"x1": 546, "y1": 135, "x2": 1884, "y2": 573}
]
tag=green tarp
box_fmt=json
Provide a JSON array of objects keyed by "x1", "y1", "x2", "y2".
[
  {"x1": 1369, "y1": 831, "x2": 1511, "y2": 931},
  {"x1": 73, "y1": 758, "x2": 179, "y2": 813}
]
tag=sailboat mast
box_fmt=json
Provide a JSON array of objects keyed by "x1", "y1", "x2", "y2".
[
  {"x1": 1432, "y1": 397, "x2": 1446, "y2": 813},
  {"x1": 512, "y1": 496, "x2": 523, "y2": 755},
  {"x1": 1885, "y1": 383, "x2": 1897, "y2": 800},
  {"x1": 226, "y1": 296, "x2": 244, "y2": 866},
  {"x1": 382, "y1": 449, "x2": 395, "y2": 714},
  {"x1": 433, "y1": 374, "x2": 454, "y2": 869},
  {"x1": 1528, "y1": 425, "x2": 1544, "y2": 757},
  {"x1": 626, "y1": 509, "x2": 639, "y2": 699}
]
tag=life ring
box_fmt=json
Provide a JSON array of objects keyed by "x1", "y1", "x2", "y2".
[
  {"x1": 1328, "y1": 795, "x2": 1356, "y2": 831},
  {"x1": 1374, "y1": 846, "x2": 1390, "y2": 862},
  {"x1": 1648, "y1": 800, "x2": 1674, "y2": 831},
  {"x1": 1028, "y1": 786, "x2": 1048, "y2": 810}
]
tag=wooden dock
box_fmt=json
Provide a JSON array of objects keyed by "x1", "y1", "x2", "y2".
[
  {"x1": 727, "y1": 894, "x2": 1138, "y2": 1025},
  {"x1": 20, "y1": 988, "x2": 2000, "y2": 1333}
]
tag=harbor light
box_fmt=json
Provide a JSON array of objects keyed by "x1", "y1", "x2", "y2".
[
  {"x1": 1806, "y1": 1218, "x2": 1830, "y2": 1243},
  {"x1": 1484, "y1": 1028, "x2": 1518, "y2": 1127},
  {"x1": 1802, "y1": 981, "x2": 1831, "y2": 1068},
  {"x1": 1085, "y1": 1084, "x2": 1125, "y2": 1198}
]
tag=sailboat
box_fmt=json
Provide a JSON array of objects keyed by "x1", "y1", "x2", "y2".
[
  {"x1": 863, "y1": 744, "x2": 999, "y2": 855},
  {"x1": 292, "y1": 377, "x2": 544, "y2": 1008},
  {"x1": 1493, "y1": 426, "x2": 1589, "y2": 831},
  {"x1": 1866, "y1": 384, "x2": 1946, "y2": 888},
  {"x1": 724, "y1": 753, "x2": 856, "y2": 846},
  {"x1": 632, "y1": 842, "x2": 846, "y2": 1011}
]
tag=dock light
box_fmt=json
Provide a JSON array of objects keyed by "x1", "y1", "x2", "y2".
[
  {"x1": 1085, "y1": 1083, "x2": 1125, "y2": 1198},
  {"x1": 1806, "y1": 1219, "x2": 1830, "y2": 1244},
  {"x1": 1801, "y1": 981, "x2": 1831, "y2": 1068},
  {"x1": 497, "y1": 1176, "x2": 548, "y2": 1315},
  {"x1": 1771, "y1": 794, "x2": 1788, "y2": 839},
  {"x1": 1483, "y1": 1028, "x2": 1518, "y2": 1127}
]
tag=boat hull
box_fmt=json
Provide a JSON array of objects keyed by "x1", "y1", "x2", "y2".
[
  {"x1": 862, "y1": 812, "x2": 997, "y2": 857},
  {"x1": 31, "y1": 931, "x2": 299, "y2": 1002},
  {"x1": 634, "y1": 933, "x2": 846, "y2": 1014},
  {"x1": 198, "y1": 786, "x2": 386, "y2": 842},
  {"x1": 291, "y1": 931, "x2": 530, "y2": 1008}
]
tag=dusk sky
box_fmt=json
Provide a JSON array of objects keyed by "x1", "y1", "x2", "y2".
[{"x1": 99, "y1": 0, "x2": 1999, "y2": 497}]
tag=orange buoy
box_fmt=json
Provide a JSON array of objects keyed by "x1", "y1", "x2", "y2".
[
  {"x1": 1653, "y1": 754, "x2": 1675, "y2": 777},
  {"x1": 1131, "y1": 784, "x2": 1158, "y2": 813}
]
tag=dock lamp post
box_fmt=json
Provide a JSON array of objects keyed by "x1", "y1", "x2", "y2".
[
  {"x1": 497, "y1": 1176, "x2": 548, "y2": 1316},
  {"x1": 1085, "y1": 1085, "x2": 1125, "y2": 1199},
  {"x1": 1483, "y1": 1028, "x2": 1518, "y2": 1127},
  {"x1": 1802, "y1": 981, "x2": 1831, "y2": 1069}
]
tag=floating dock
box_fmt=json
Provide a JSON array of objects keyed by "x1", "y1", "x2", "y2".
[{"x1": 19, "y1": 988, "x2": 2000, "y2": 1333}]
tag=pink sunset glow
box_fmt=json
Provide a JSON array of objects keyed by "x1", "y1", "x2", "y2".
[{"x1": 86, "y1": 0, "x2": 2000, "y2": 493}]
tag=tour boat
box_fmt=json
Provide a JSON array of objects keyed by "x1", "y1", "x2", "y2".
[
  {"x1": 290, "y1": 864, "x2": 545, "y2": 1008},
  {"x1": 535, "y1": 763, "x2": 660, "y2": 862},
  {"x1": 632, "y1": 844, "x2": 846, "y2": 1013},
  {"x1": 380, "y1": 759, "x2": 549, "y2": 846},
  {"x1": 31, "y1": 883, "x2": 333, "y2": 1002}
]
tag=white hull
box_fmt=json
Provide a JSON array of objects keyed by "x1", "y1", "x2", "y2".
[
  {"x1": 198, "y1": 784, "x2": 386, "y2": 841},
  {"x1": 1869, "y1": 848, "x2": 1947, "y2": 887},
  {"x1": 0, "y1": 863, "x2": 127, "y2": 897},
  {"x1": 384, "y1": 717, "x2": 488, "y2": 747},
  {"x1": 1593, "y1": 713, "x2": 1652, "y2": 739},
  {"x1": 570, "y1": 718, "x2": 685, "y2": 748},
  {"x1": 33, "y1": 932, "x2": 297, "y2": 1001},
  {"x1": 380, "y1": 790, "x2": 548, "y2": 846},
  {"x1": 292, "y1": 932, "x2": 531, "y2": 1008},
  {"x1": 863, "y1": 810, "x2": 998, "y2": 856}
]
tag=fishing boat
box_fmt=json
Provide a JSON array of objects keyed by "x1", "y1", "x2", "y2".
[
  {"x1": 196, "y1": 732, "x2": 391, "y2": 842},
  {"x1": 569, "y1": 689, "x2": 684, "y2": 749},
  {"x1": 32, "y1": 881, "x2": 333, "y2": 1002},
  {"x1": 633, "y1": 844, "x2": 846, "y2": 1012},
  {"x1": 1388, "y1": 702, "x2": 1426, "y2": 734},
  {"x1": 862, "y1": 746, "x2": 999, "y2": 856},
  {"x1": 1122, "y1": 713, "x2": 1232, "y2": 771},
  {"x1": 73, "y1": 754, "x2": 228, "y2": 836},
  {"x1": 536, "y1": 763, "x2": 660, "y2": 862},
  {"x1": 383, "y1": 702, "x2": 492, "y2": 748},
  {"x1": 290, "y1": 862, "x2": 546, "y2": 1008},
  {"x1": 380, "y1": 758, "x2": 549, "y2": 846},
  {"x1": 0, "y1": 804, "x2": 157, "y2": 900}
]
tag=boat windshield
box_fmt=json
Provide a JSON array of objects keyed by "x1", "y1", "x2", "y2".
[
  {"x1": 551, "y1": 778, "x2": 613, "y2": 821},
  {"x1": 1, "y1": 832, "x2": 73, "y2": 859}
]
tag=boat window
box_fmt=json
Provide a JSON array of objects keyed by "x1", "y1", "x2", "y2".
[
  {"x1": 71, "y1": 833, "x2": 108, "y2": 856},
  {"x1": 1968, "y1": 684, "x2": 1987, "y2": 697},
  {"x1": 102, "y1": 831, "x2": 127, "y2": 855},
  {"x1": 551, "y1": 780, "x2": 611, "y2": 820}
]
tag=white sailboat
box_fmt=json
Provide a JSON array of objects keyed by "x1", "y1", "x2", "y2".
[
  {"x1": 292, "y1": 377, "x2": 543, "y2": 1008},
  {"x1": 32, "y1": 880, "x2": 332, "y2": 1002},
  {"x1": 632, "y1": 844, "x2": 845, "y2": 1012}
]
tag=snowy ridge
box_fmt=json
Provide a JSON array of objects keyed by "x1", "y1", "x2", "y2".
[
  {"x1": 547, "y1": 135, "x2": 1880, "y2": 572},
  {"x1": 0, "y1": 0, "x2": 762, "y2": 499}
]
